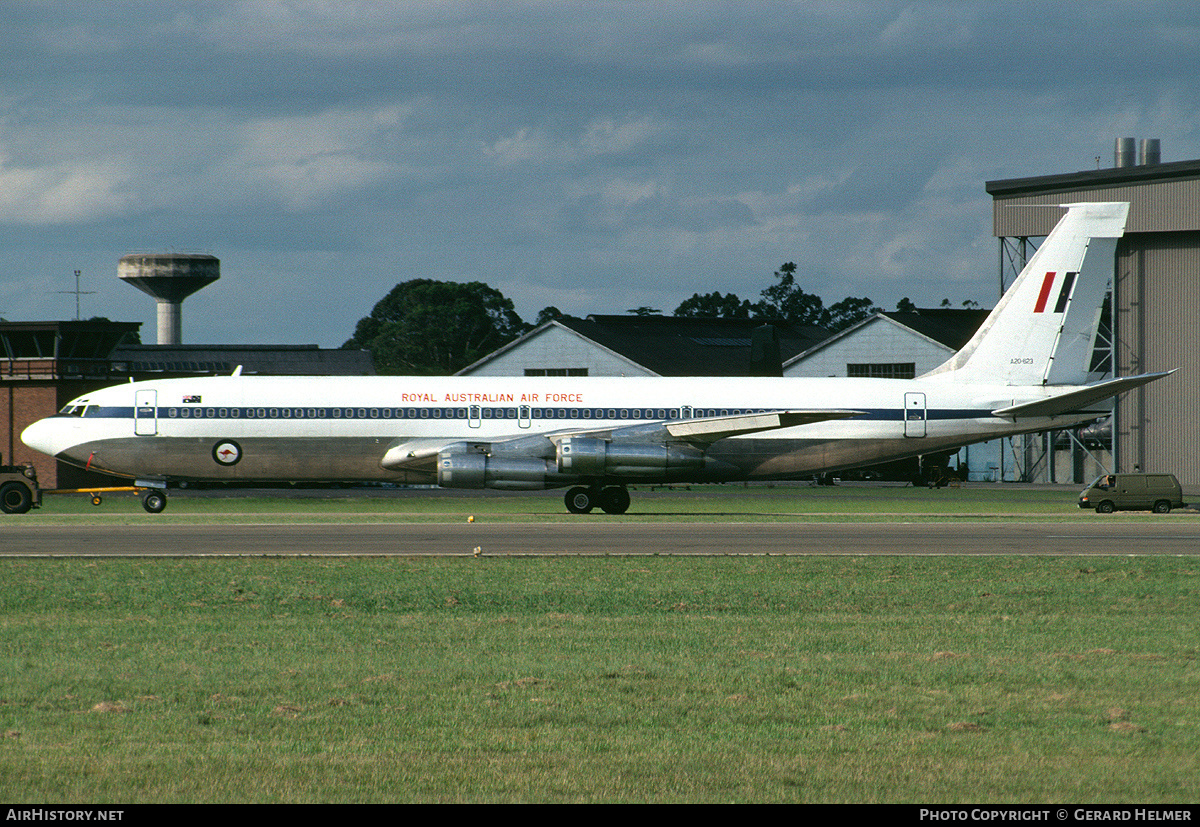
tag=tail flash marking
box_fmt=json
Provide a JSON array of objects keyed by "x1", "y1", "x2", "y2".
[
  {"x1": 1033, "y1": 271, "x2": 1079, "y2": 314},
  {"x1": 1034, "y1": 272, "x2": 1056, "y2": 313},
  {"x1": 1053, "y1": 272, "x2": 1077, "y2": 314}
]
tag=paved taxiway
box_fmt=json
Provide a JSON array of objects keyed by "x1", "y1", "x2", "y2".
[{"x1": 4, "y1": 520, "x2": 1200, "y2": 557}]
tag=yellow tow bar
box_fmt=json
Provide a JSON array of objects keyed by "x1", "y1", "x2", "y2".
[{"x1": 42, "y1": 486, "x2": 167, "y2": 511}]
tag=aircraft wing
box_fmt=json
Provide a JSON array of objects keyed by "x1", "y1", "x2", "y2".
[
  {"x1": 992, "y1": 371, "x2": 1174, "y2": 419},
  {"x1": 661, "y1": 409, "x2": 863, "y2": 446},
  {"x1": 379, "y1": 409, "x2": 863, "y2": 471}
]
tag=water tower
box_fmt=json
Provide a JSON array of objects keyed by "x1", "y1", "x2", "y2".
[{"x1": 118, "y1": 253, "x2": 220, "y2": 345}]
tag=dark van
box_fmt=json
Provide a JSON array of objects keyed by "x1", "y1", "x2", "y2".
[{"x1": 1079, "y1": 473, "x2": 1185, "y2": 514}]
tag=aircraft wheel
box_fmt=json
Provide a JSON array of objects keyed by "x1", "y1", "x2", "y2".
[
  {"x1": 142, "y1": 491, "x2": 168, "y2": 514},
  {"x1": 564, "y1": 487, "x2": 594, "y2": 514},
  {"x1": 1153, "y1": 500, "x2": 1171, "y2": 514},
  {"x1": 91, "y1": 494, "x2": 103, "y2": 506},
  {"x1": 1096, "y1": 500, "x2": 1115, "y2": 514},
  {"x1": 599, "y1": 486, "x2": 631, "y2": 515},
  {"x1": 0, "y1": 481, "x2": 34, "y2": 514}
]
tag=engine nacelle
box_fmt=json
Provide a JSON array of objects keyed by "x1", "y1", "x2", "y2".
[
  {"x1": 556, "y1": 437, "x2": 704, "y2": 477},
  {"x1": 437, "y1": 450, "x2": 553, "y2": 490}
]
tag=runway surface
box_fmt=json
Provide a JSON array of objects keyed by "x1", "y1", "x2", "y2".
[{"x1": 4, "y1": 519, "x2": 1200, "y2": 557}]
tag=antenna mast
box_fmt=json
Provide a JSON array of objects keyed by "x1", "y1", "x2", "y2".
[{"x1": 52, "y1": 270, "x2": 96, "y2": 320}]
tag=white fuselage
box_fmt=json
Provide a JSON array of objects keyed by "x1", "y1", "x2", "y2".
[{"x1": 21, "y1": 373, "x2": 1099, "y2": 486}]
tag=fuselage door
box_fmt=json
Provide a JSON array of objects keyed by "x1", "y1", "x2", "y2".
[
  {"x1": 134, "y1": 389, "x2": 158, "y2": 436},
  {"x1": 903, "y1": 392, "x2": 927, "y2": 438},
  {"x1": 518, "y1": 405, "x2": 531, "y2": 429}
]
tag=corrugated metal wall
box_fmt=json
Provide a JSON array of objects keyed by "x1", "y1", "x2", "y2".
[
  {"x1": 993, "y1": 179, "x2": 1200, "y2": 237},
  {"x1": 1114, "y1": 233, "x2": 1200, "y2": 486}
]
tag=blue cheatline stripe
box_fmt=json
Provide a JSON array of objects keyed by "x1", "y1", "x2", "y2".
[{"x1": 64, "y1": 405, "x2": 997, "y2": 423}]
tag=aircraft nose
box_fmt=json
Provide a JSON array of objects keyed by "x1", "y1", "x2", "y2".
[{"x1": 21, "y1": 417, "x2": 64, "y2": 459}]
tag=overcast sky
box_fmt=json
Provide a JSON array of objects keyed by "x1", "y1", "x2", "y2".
[{"x1": 3, "y1": 1, "x2": 1199, "y2": 346}]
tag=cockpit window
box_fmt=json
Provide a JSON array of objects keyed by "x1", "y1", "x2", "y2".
[{"x1": 60, "y1": 404, "x2": 86, "y2": 417}]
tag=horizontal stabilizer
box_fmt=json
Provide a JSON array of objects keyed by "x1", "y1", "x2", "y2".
[
  {"x1": 992, "y1": 371, "x2": 1174, "y2": 419},
  {"x1": 665, "y1": 409, "x2": 862, "y2": 445}
]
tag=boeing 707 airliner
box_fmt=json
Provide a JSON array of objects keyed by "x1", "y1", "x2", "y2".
[{"x1": 21, "y1": 202, "x2": 1170, "y2": 513}]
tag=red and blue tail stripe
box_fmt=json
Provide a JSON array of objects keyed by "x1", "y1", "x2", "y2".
[{"x1": 1033, "y1": 271, "x2": 1078, "y2": 313}]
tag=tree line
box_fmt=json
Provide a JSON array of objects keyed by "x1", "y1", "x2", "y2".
[{"x1": 343, "y1": 266, "x2": 978, "y2": 375}]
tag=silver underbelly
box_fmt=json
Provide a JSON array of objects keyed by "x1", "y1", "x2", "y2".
[{"x1": 60, "y1": 436, "x2": 433, "y2": 484}]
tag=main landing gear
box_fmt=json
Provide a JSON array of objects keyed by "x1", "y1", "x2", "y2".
[{"x1": 564, "y1": 485, "x2": 631, "y2": 515}]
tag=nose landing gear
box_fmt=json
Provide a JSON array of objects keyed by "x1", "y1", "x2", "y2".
[{"x1": 141, "y1": 490, "x2": 168, "y2": 513}]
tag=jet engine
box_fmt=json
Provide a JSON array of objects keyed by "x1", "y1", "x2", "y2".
[
  {"x1": 436, "y1": 450, "x2": 554, "y2": 490},
  {"x1": 556, "y1": 436, "x2": 704, "y2": 477}
]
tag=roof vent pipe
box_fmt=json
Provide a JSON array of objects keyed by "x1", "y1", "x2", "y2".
[
  {"x1": 1114, "y1": 137, "x2": 1136, "y2": 168},
  {"x1": 1139, "y1": 138, "x2": 1161, "y2": 166}
]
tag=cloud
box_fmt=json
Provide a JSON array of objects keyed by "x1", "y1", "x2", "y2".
[
  {"x1": 228, "y1": 107, "x2": 415, "y2": 211},
  {"x1": 483, "y1": 114, "x2": 664, "y2": 168},
  {"x1": 4, "y1": 1, "x2": 1200, "y2": 343},
  {"x1": 877, "y1": 3, "x2": 977, "y2": 49},
  {"x1": 0, "y1": 152, "x2": 133, "y2": 225}
]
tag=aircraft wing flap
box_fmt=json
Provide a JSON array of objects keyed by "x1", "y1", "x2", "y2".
[
  {"x1": 664, "y1": 409, "x2": 863, "y2": 444},
  {"x1": 992, "y1": 371, "x2": 1174, "y2": 419}
]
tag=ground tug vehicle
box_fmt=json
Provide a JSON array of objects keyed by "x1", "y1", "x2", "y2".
[{"x1": 0, "y1": 454, "x2": 40, "y2": 514}]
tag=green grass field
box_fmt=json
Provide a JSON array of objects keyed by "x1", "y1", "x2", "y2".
[{"x1": 2, "y1": 485, "x2": 1198, "y2": 803}]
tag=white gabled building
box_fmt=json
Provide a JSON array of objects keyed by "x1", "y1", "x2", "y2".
[
  {"x1": 455, "y1": 318, "x2": 651, "y2": 377},
  {"x1": 784, "y1": 309, "x2": 989, "y2": 379},
  {"x1": 457, "y1": 315, "x2": 831, "y2": 378}
]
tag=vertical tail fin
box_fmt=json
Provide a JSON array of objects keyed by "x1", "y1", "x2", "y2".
[{"x1": 925, "y1": 202, "x2": 1129, "y2": 386}]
